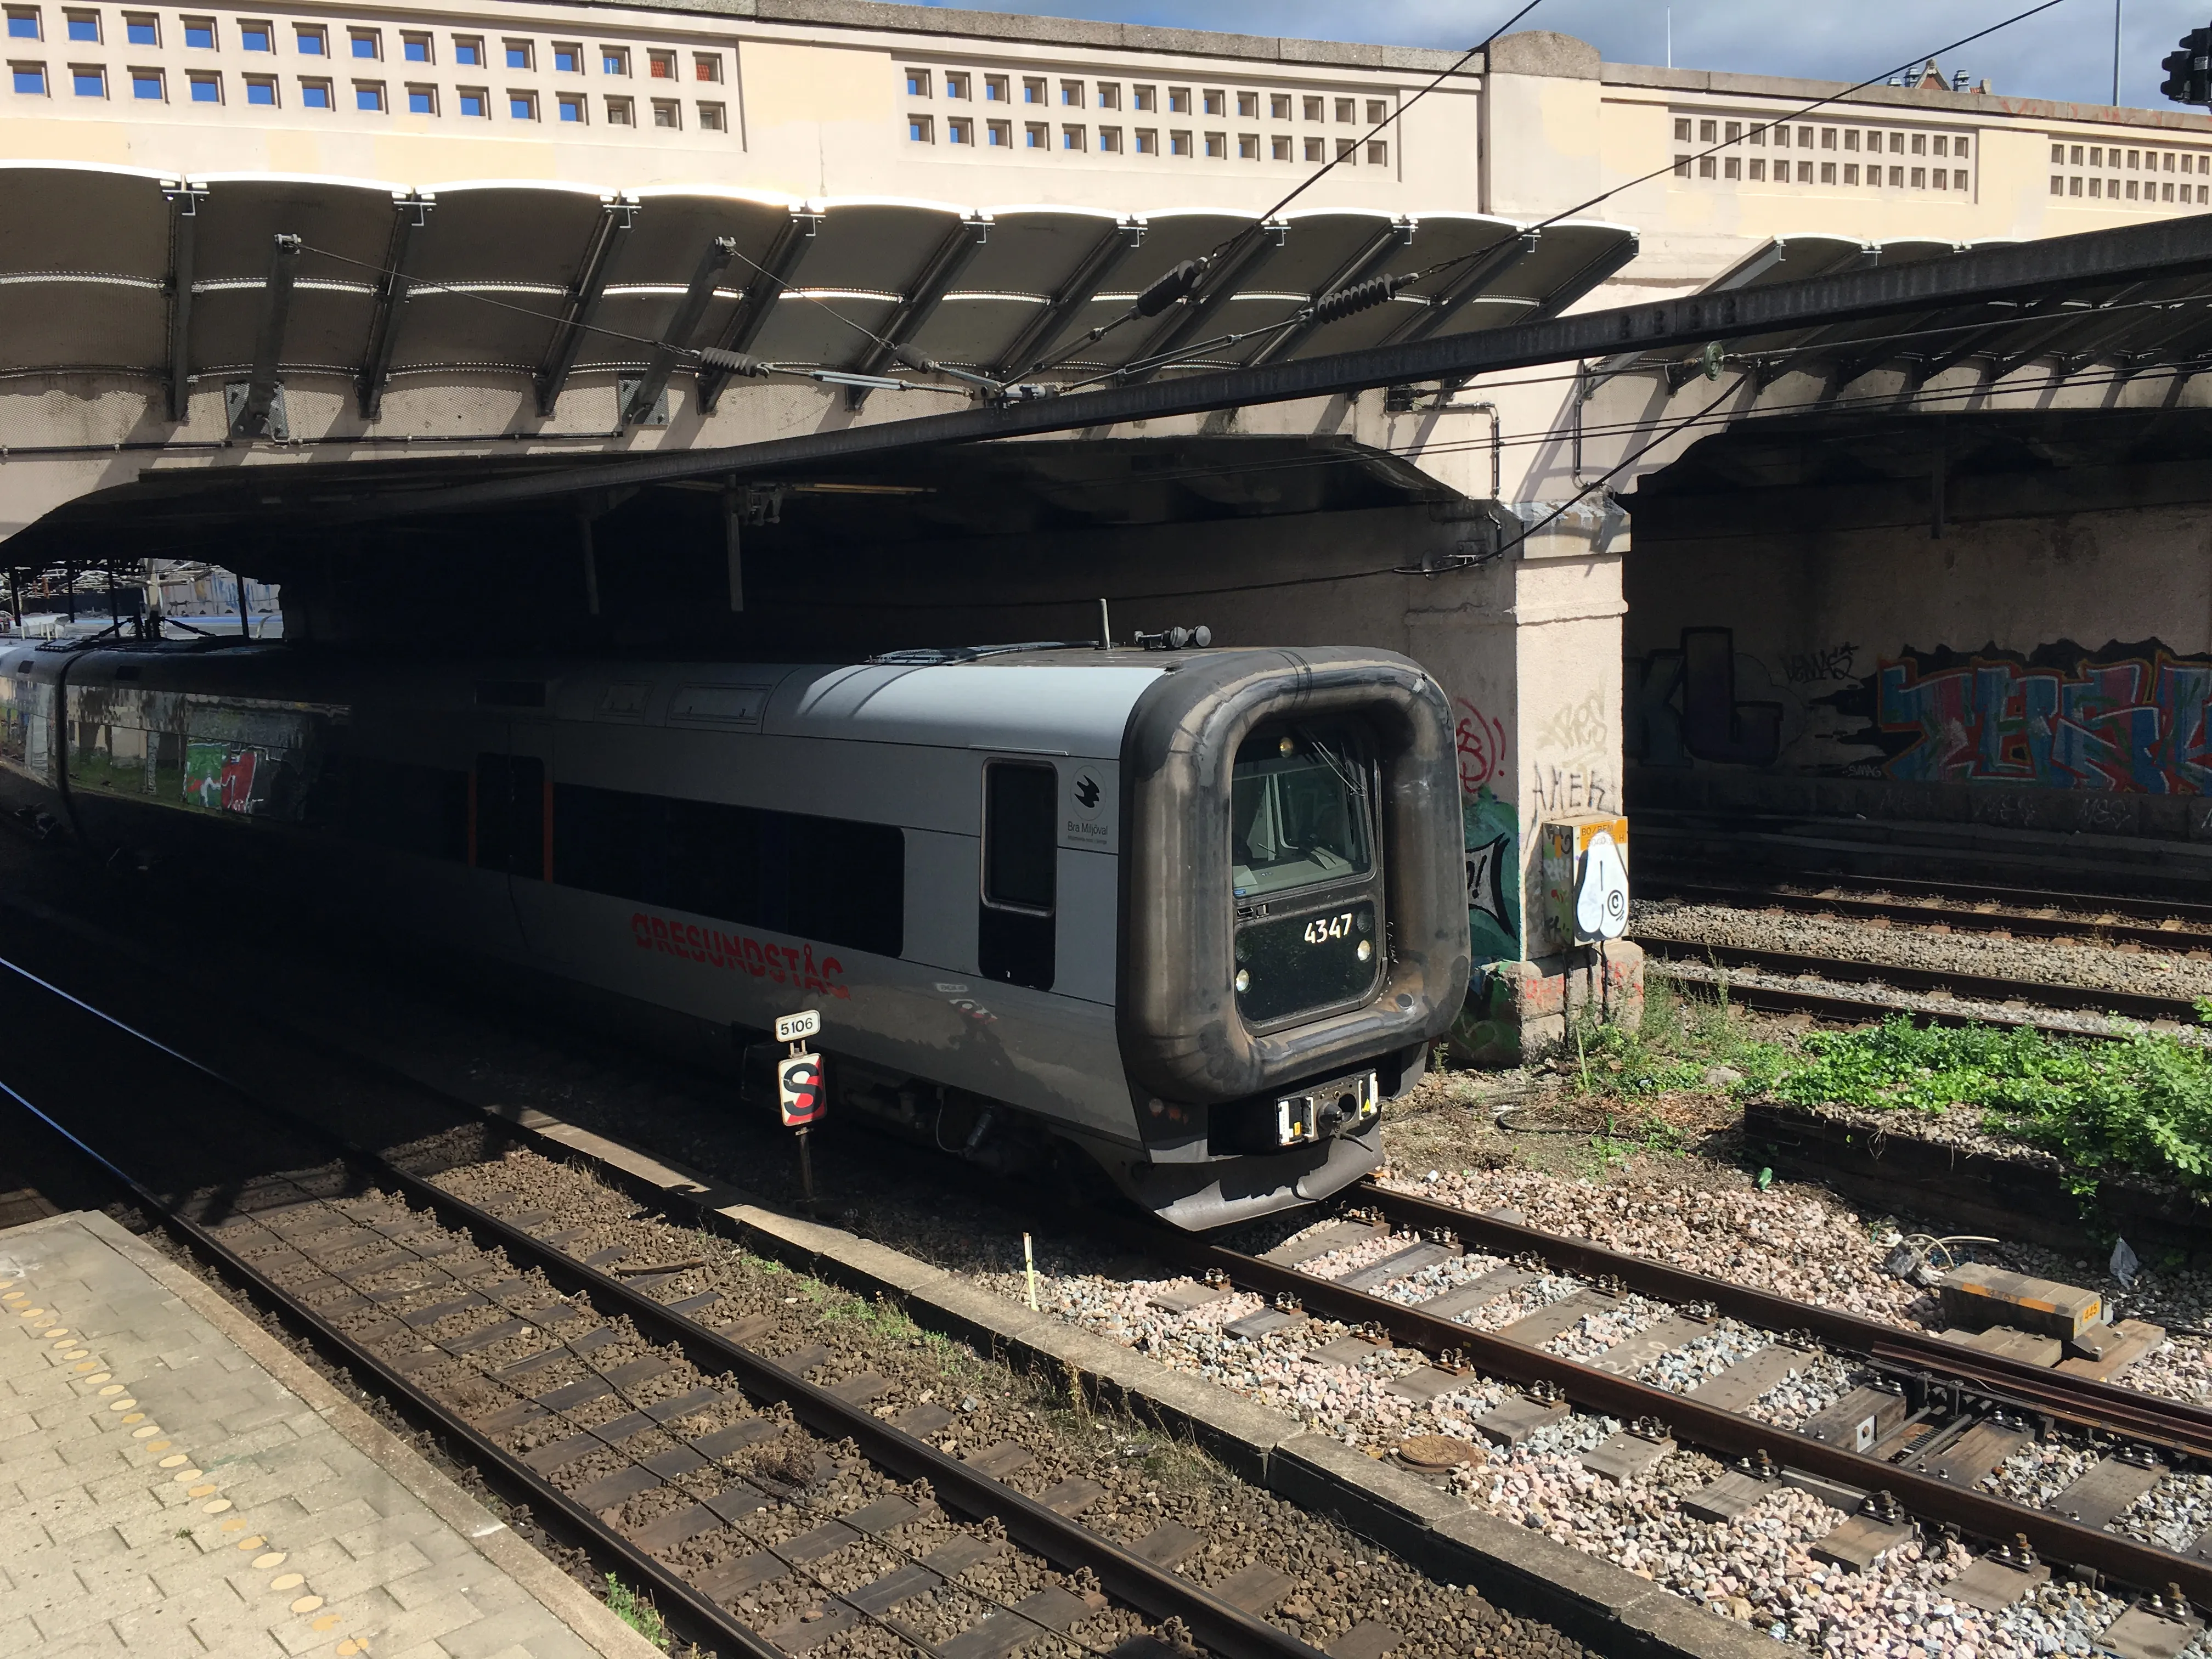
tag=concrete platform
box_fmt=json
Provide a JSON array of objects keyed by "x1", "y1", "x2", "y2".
[{"x1": 0, "y1": 1210, "x2": 663, "y2": 1659}]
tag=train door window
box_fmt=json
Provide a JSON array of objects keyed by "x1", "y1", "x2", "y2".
[
  {"x1": 979, "y1": 761, "x2": 1054, "y2": 991},
  {"x1": 475, "y1": 753, "x2": 544, "y2": 878}
]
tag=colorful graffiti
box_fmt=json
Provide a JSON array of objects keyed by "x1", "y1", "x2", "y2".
[
  {"x1": 1628, "y1": 627, "x2": 1785, "y2": 768},
  {"x1": 1454, "y1": 698, "x2": 1506, "y2": 792},
  {"x1": 1878, "y1": 643, "x2": 2212, "y2": 793},
  {"x1": 1463, "y1": 784, "x2": 1519, "y2": 962}
]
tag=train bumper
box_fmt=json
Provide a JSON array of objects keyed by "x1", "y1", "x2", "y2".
[{"x1": 1112, "y1": 1125, "x2": 1383, "y2": 1231}]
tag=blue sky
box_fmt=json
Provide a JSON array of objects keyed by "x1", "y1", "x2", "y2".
[{"x1": 916, "y1": 2, "x2": 2210, "y2": 111}]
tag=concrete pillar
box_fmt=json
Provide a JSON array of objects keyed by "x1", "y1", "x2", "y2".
[{"x1": 1479, "y1": 32, "x2": 1604, "y2": 218}]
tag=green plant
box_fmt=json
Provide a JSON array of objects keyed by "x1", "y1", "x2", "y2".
[
  {"x1": 604, "y1": 1575, "x2": 670, "y2": 1650},
  {"x1": 1769, "y1": 1016, "x2": 2212, "y2": 1198},
  {"x1": 1559, "y1": 978, "x2": 1791, "y2": 1101}
]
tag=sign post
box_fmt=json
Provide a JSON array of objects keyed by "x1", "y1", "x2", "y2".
[{"x1": 775, "y1": 1009, "x2": 824, "y2": 1217}]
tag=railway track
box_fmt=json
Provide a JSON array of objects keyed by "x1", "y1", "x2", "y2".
[{"x1": 0, "y1": 955, "x2": 1342, "y2": 1659}]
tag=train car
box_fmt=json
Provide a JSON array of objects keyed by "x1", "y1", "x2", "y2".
[{"x1": 0, "y1": 636, "x2": 1469, "y2": 1229}]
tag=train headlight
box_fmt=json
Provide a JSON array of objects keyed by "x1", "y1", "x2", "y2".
[
  {"x1": 1356, "y1": 940, "x2": 1372, "y2": 963},
  {"x1": 1234, "y1": 968, "x2": 1250, "y2": 994}
]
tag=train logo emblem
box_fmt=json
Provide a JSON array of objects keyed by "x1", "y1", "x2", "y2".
[
  {"x1": 1073, "y1": 774, "x2": 1101, "y2": 810},
  {"x1": 1064, "y1": 770, "x2": 1111, "y2": 847}
]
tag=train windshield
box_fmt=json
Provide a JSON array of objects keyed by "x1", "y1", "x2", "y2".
[{"x1": 1230, "y1": 725, "x2": 1373, "y2": 899}]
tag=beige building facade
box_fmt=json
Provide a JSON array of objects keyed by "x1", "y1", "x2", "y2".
[{"x1": 5, "y1": 3, "x2": 2211, "y2": 1050}]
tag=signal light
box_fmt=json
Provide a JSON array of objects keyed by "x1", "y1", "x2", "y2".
[{"x1": 2163, "y1": 26, "x2": 2212, "y2": 106}]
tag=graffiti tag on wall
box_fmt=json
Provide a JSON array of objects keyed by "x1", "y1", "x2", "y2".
[
  {"x1": 1878, "y1": 644, "x2": 2212, "y2": 793},
  {"x1": 1454, "y1": 698, "x2": 1506, "y2": 792},
  {"x1": 1628, "y1": 627, "x2": 1786, "y2": 768}
]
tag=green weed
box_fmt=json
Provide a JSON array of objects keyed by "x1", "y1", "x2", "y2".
[
  {"x1": 1563, "y1": 978, "x2": 1792, "y2": 1101},
  {"x1": 603, "y1": 1575, "x2": 669, "y2": 1650}
]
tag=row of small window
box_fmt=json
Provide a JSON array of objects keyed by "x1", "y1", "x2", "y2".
[
  {"x1": 2, "y1": 9, "x2": 719, "y2": 80},
  {"x1": 2049, "y1": 141, "x2": 2210, "y2": 173},
  {"x1": 911, "y1": 114, "x2": 1385, "y2": 164},
  {"x1": 905, "y1": 65, "x2": 1386, "y2": 127},
  {"x1": 1676, "y1": 153, "x2": 1971, "y2": 190},
  {"x1": 2052, "y1": 174, "x2": 2209, "y2": 202},
  {"x1": 9, "y1": 59, "x2": 721, "y2": 121},
  {"x1": 1674, "y1": 115, "x2": 1970, "y2": 160}
]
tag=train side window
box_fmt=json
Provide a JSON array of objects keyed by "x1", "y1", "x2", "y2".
[
  {"x1": 475, "y1": 753, "x2": 545, "y2": 878},
  {"x1": 979, "y1": 761, "x2": 1054, "y2": 991}
]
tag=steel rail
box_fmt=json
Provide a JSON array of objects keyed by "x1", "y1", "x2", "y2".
[
  {"x1": 1644, "y1": 867, "x2": 2212, "y2": 931},
  {"x1": 1633, "y1": 940, "x2": 2202, "y2": 1024},
  {"x1": 1643, "y1": 974, "x2": 2101, "y2": 1034},
  {"x1": 1076, "y1": 1201, "x2": 2212, "y2": 1601},
  {"x1": 346, "y1": 214, "x2": 2212, "y2": 517},
  {"x1": 1639, "y1": 878, "x2": 2212, "y2": 956},
  {"x1": 0, "y1": 952, "x2": 1325, "y2": 1659},
  {"x1": 1358, "y1": 1181, "x2": 2212, "y2": 1462},
  {"x1": 0, "y1": 1073, "x2": 788, "y2": 1659}
]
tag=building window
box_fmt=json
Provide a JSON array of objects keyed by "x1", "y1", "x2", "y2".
[
  {"x1": 356, "y1": 80, "x2": 382, "y2": 110},
  {"x1": 1097, "y1": 81, "x2": 1118, "y2": 109},
  {"x1": 2089, "y1": 177, "x2": 2102, "y2": 196},
  {"x1": 7, "y1": 7, "x2": 38, "y2": 38},
  {"x1": 1206, "y1": 131, "x2": 1227, "y2": 157},
  {"x1": 190, "y1": 69, "x2": 222, "y2": 100},
  {"x1": 2051, "y1": 143, "x2": 2063, "y2": 163},
  {"x1": 403, "y1": 33, "x2": 430, "y2": 63},
  {"x1": 456, "y1": 86, "x2": 483, "y2": 115},
  {"x1": 1022, "y1": 76, "x2": 1042, "y2": 103},
  {"x1": 603, "y1": 94, "x2": 628, "y2": 123},
  {"x1": 1699, "y1": 119, "x2": 1716, "y2": 142},
  {"x1": 651, "y1": 98, "x2": 676, "y2": 127},
  {"x1": 349, "y1": 29, "x2": 376, "y2": 58},
  {"x1": 1303, "y1": 93, "x2": 1321, "y2": 120},
  {"x1": 1796, "y1": 160, "x2": 1812, "y2": 182},
  {"x1": 2069, "y1": 174, "x2": 2081, "y2": 195},
  {"x1": 249, "y1": 73, "x2": 283, "y2": 104},
  {"x1": 1955, "y1": 169, "x2": 1968, "y2": 191},
  {"x1": 2051, "y1": 174, "x2": 2064, "y2": 195},
  {"x1": 693, "y1": 53, "x2": 718, "y2": 82},
  {"x1": 1723, "y1": 156, "x2": 1740, "y2": 180},
  {"x1": 300, "y1": 77, "x2": 329, "y2": 106},
  {"x1": 2128, "y1": 148, "x2": 2140, "y2": 168},
  {"x1": 1270, "y1": 93, "x2": 1288, "y2": 119},
  {"x1": 1821, "y1": 161, "x2": 1836, "y2": 184},
  {"x1": 601, "y1": 46, "x2": 625, "y2": 75},
  {"x1": 182, "y1": 16, "x2": 214, "y2": 47},
  {"x1": 2090, "y1": 145, "x2": 2102, "y2": 166},
  {"x1": 60, "y1": 8, "x2": 90, "y2": 40},
  {"x1": 1910, "y1": 166, "x2": 1925, "y2": 188},
  {"x1": 558, "y1": 91, "x2": 583, "y2": 121},
  {"x1": 1062, "y1": 123, "x2": 1082, "y2": 150},
  {"x1": 1822, "y1": 127, "x2": 1837, "y2": 149},
  {"x1": 1060, "y1": 78, "x2": 1080, "y2": 105},
  {"x1": 944, "y1": 70, "x2": 966, "y2": 98},
  {"x1": 504, "y1": 39, "x2": 528, "y2": 69},
  {"x1": 2199, "y1": 184, "x2": 2208, "y2": 204},
  {"x1": 1910, "y1": 132, "x2": 1926, "y2": 155},
  {"x1": 1169, "y1": 86, "x2": 1188, "y2": 113},
  {"x1": 1271, "y1": 134, "x2": 1289, "y2": 160},
  {"x1": 125, "y1": 13, "x2": 154, "y2": 44},
  {"x1": 2127, "y1": 178, "x2": 2138, "y2": 199},
  {"x1": 907, "y1": 112, "x2": 930, "y2": 142},
  {"x1": 1843, "y1": 163, "x2": 1857, "y2": 185},
  {"x1": 69, "y1": 61, "x2": 98, "y2": 93},
  {"x1": 1367, "y1": 138, "x2": 1387, "y2": 166},
  {"x1": 1203, "y1": 88, "x2": 1222, "y2": 115},
  {"x1": 1724, "y1": 120, "x2": 1741, "y2": 142},
  {"x1": 1750, "y1": 158, "x2": 1766, "y2": 181},
  {"x1": 946, "y1": 114, "x2": 968, "y2": 142},
  {"x1": 10, "y1": 59, "x2": 42, "y2": 91},
  {"x1": 129, "y1": 66, "x2": 159, "y2": 97},
  {"x1": 1335, "y1": 137, "x2": 1355, "y2": 159},
  {"x1": 1367, "y1": 97, "x2": 1386, "y2": 123},
  {"x1": 1134, "y1": 127, "x2": 1154, "y2": 154},
  {"x1": 1237, "y1": 91, "x2": 1255, "y2": 117},
  {"x1": 1023, "y1": 120, "x2": 1043, "y2": 146},
  {"x1": 551, "y1": 42, "x2": 577, "y2": 72},
  {"x1": 1238, "y1": 133, "x2": 1256, "y2": 159},
  {"x1": 400, "y1": 82, "x2": 433, "y2": 112},
  {"x1": 1335, "y1": 95, "x2": 1353, "y2": 122},
  {"x1": 2165, "y1": 180, "x2": 2177, "y2": 201},
  {"x1": 1673, "y1": 154, "x2": 1690, "y2": 177},
  {"x1": 984, "y1": 74, "x2": 1006, "y2": 101},
  {"x1": 648, "y1": 50, "x2": 672, "y2": 79},
  {"x1": 986, "y1": 118, "x2": 1007, "y2": 145},
  {"x1": 904, "y1": 66, "x2": 927, "y2": 96},
  {"x1": 1846, "y1": 131, "x2": 1860, "y2": 152},
  {"x1": 1933, "y1": 135, "x2": 1949, "y2": 157},
  {"x1": 295, "y1": 24, "x2": 326, "y2": 54},
  {"x1": 1099, "y1": 126, "x2": 1120, "y2": 152},
  {"x1": 1305, "y1": 136, "x2": 1323, "y2": 162},
  {"x1": 507, "y1": 88, "x2": 533, "y2": 119},
  {"x1": 454, "y1": 37, "x2": 480, "y2": 66},
  {"x1": 1698, "y1": 155, "x2": 1715, "y2": 178},
  {"x1": 1956, "y1": 137, "x2": 1969, "y2": 157},
  {"x1": 1673, "y1": 116, "x2": 1690, "y2": 142},
  {"x1": 1171, "y1": 129, "x2": 1192, "y2": 156},
  {"x1": 1132, "y1": 83, "x2": 1154, "y2": 111}
]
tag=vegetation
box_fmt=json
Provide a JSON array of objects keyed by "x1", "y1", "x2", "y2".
[
  {"x1": 1562, "y1": 977, "x2": 1792, "y2": 1099},
  {"x1": 603, "y1": 1575, "x2": 670, "y2": 1649}
]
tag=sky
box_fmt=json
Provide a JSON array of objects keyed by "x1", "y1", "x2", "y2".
[{"x1": 913, "y1": 1, "x2": 2212, "y2": 111}]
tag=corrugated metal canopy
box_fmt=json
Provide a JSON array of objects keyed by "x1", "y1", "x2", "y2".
[{"x1": 0, "y1": 161, "x2": 1639, "y2": 411}]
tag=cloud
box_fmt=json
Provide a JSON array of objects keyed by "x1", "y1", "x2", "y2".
[{"x1": 918, "y1": 1, "x2": 2211, "y2": 110}]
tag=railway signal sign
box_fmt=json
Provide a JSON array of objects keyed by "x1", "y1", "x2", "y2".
[
  {"x1": 775, "y1": 1008, "x2": 821, "y2": 1043},
  {"x1": 2162, "y1": 27, "x2": 2212, "y2": 106},
  {"x1": 777, "y1": 1052, "x2": 825, "y2": 1127}
]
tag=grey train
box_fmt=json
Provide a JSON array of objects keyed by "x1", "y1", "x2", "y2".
[{"x1": 0, "y1": 639, "x2": 1469, "y2": 1229}]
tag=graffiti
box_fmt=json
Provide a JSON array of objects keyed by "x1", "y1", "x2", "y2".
[
  {"x1": 1877, "y1": 641, "x2": 2212, "y2": 793},
  {"x1": 1628, "y1": 627, "x2": 1785, "y2": 768},
  {"x1": 1784, "y1": 642, "x2": 1860, "y2": 685},
  {"x1": 1463, "y1": 785, "x2": 1519, "y2": 962},
  {"x1": 1454, "y1": 698, "x2": 1506, "y2": 793},
  {"x1": 1536, "y1": 690, "x2": 1609, "y2": 755},
  {"x1": 1526, "y1": 761, "x2": 1612, "y2": 821}
]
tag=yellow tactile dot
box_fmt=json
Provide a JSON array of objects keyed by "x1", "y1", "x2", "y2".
[
  {"x1": 336, "y1": 1641, "x2": 360, "y2": 1656},
  {"x1": 19, "y1": 1307, "x2": 46, "y2": 1318},
  {"x1": 289, "y1": 1596, "x2": 322, "y2": 1614},
  {"x1": 310, "y1": 1615, "x2": 339, "y2": 1630},
  {"x1": 72, "y1": 1361, "x2": 97, "y2": 1372},
  {"x1": 187, "y1": 1484, "x2": 215, "y2": 1497},
  {"x1": 158, "y1": 1454, "x2": 188, "y2": 1468},
  {"x1": 62, "y1": 1349, "x2": 87, "y2": 1359},
  {"x1": 2, "y1": 1290, "x2": 24, "y2": 1301},
  {"x1": 252, "y1": 1551, "x2": 285, "y2": 1568},
  {"x1": 83, "y1": 1373, "x2": 109, "y2": 1384},
  {"x1": 202, "y1": 1499, "x2": 232, "y2": 1514},
  {"x1": 120, "y1": 1413, "x2": 144, "y2": 1424},
  {"x1": 136, "y1": 1431, "x2": 165, "y2": 1443},
  {"x1": 96, "y1": 1384, "x2": 123, "y2": 1396},
  {"x1": 108, "y1": 1400, "x2": 137, "y2": 1412},
  {"x1": 45, "y1": 1329, "x2": 68, "y2": 1339},
  {"x1": 236, "y1": 1536, "x2": 265, "y2": 1551},
  {"x1": 270, "y1": 1572, "x2": 304, "y2": 1591},
  {"x1": 171, "y1": 1469, "x2": 203, "y2": 1483},
  {"x1": 219, "y1": 1519, "x2": 245, "y2": 1533}
]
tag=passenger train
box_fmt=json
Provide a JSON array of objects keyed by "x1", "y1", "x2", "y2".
[{"x1": 0, "y1": 637, "x2": 1469, "y2": 1229}]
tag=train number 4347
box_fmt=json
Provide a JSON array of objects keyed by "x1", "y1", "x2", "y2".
[{"x1": 1303, "y1": 913, "x2": 1355, "y2": 945}]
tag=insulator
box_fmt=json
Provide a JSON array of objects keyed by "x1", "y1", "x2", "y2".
[
  {"x1": 891, "y1": 343, "x2": 941, "y2": 375},
  {"x1": 1134, "y1": 258, "x2": 1205, "y2": 317},
  {"x1": 695, "y1": 346, "x2": 770, "y2": 378},
  {"x1": 1308, "y1": 273, "x2": 1406, "y2": 326}
]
